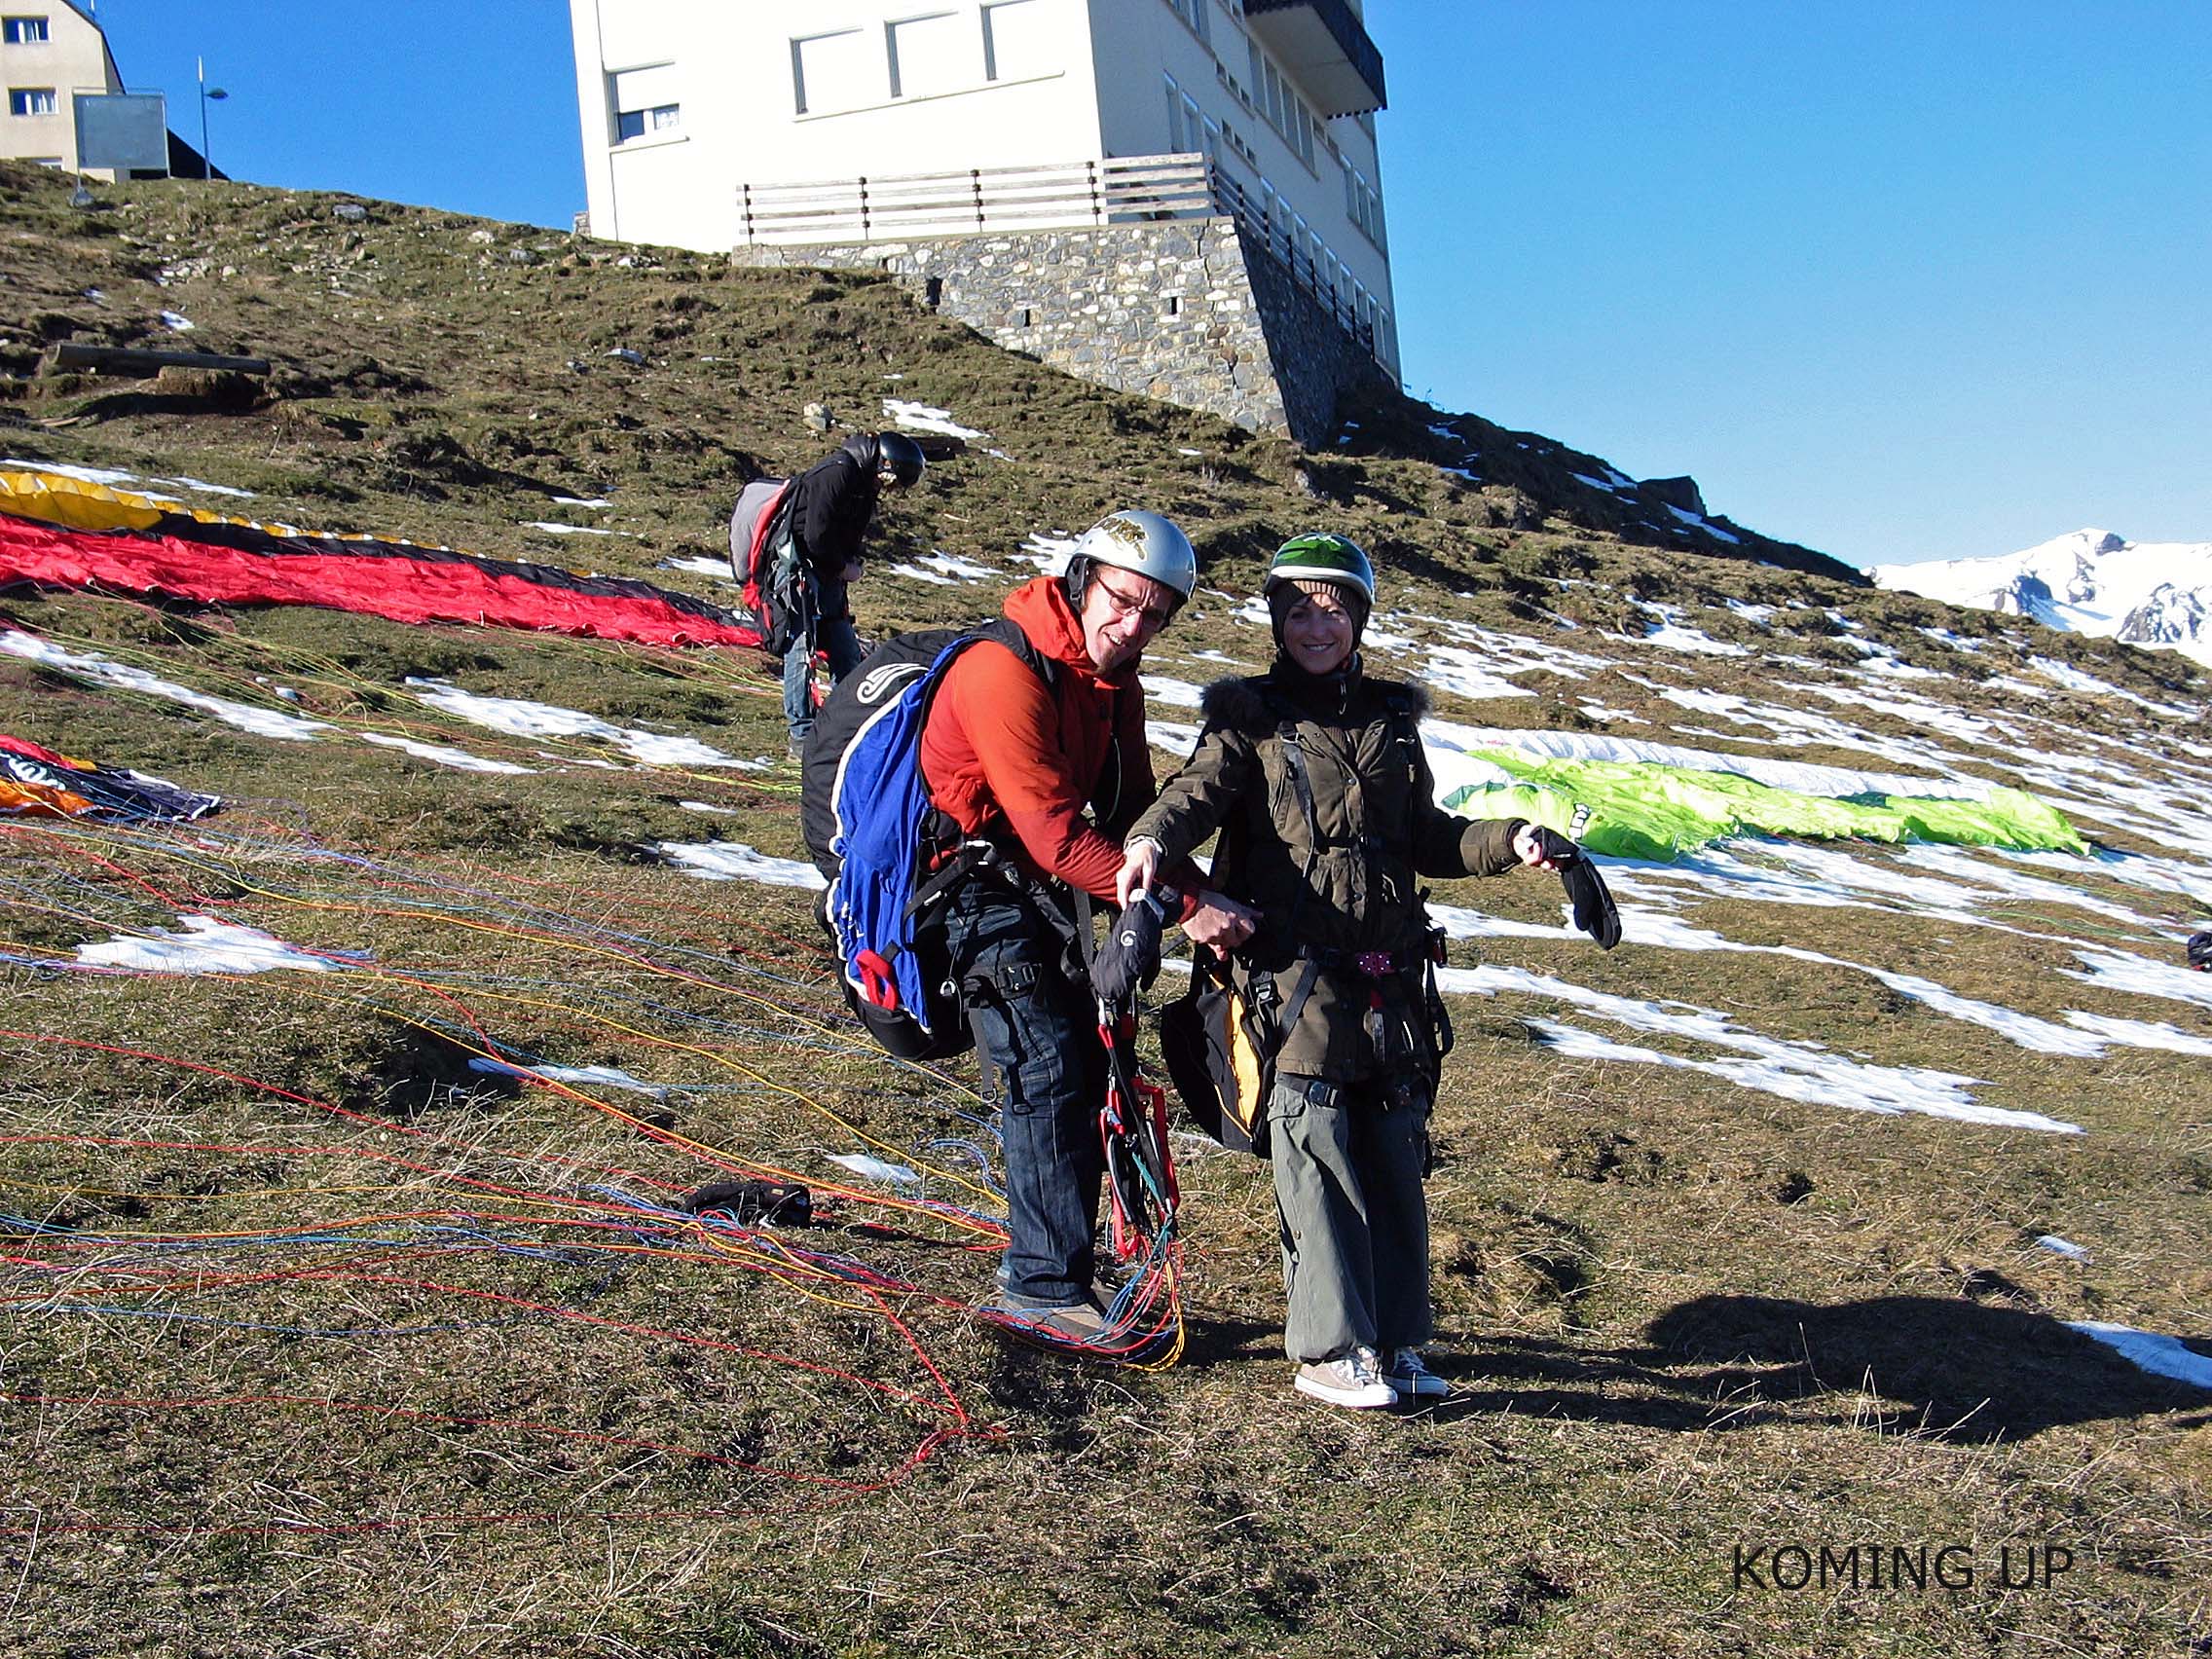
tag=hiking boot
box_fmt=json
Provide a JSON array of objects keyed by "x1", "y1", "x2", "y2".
[
  {"x1": 1293, "y1": 1345, "x2": 1397, "y2": 1410},
  {"x1": 989, "y1": 1290, "x2": 1108, "y2": 1344},
  {"x1": 1383, "y1": 1347, "x2": 1450, "y2": 1398}
]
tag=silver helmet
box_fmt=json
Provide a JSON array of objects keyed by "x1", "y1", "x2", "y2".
[{"x1": 1064, "y1": 509, "x2": 1198, "y2": 606}]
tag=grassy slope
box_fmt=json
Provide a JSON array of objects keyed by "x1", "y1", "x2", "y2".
[{"x1": 2, "y1": 162, "x2": 2209, "y2": 1658}]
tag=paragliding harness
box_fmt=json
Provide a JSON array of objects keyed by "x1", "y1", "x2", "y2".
[
  {"x1": 800, "y1": 616, "x2": 1056, "y2": 1060},
  {"x1": 729, "y1": 476, "x2": 807, "y2": 655},
  {"x1": 1161, "y1": 680, "x2": 1454, "y2": 1158},
  {"x1": 798, "y1": 617, "x2": 1145, "y2": 1080}
]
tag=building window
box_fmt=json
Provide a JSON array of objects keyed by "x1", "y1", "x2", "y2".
[
  {"x1": 1245, "y1": 43, "x2": 1316, "y2": 170},
  {"x1": 981, "y1": 0, "x2": 1052, "y2": 82},
  {"x1": 614, "y1": 103, "x2": 680, "y2": 142},
  {"x1": 887, "y1": 11, "x2": 963, "y2": 100},
  {"x1": 1344, "y1": 165, "x2": 1385, "y2": 249},
  {"x1": 608, "y1": 62, "x2": 681, "y2": 143},
  {"x1": 8, "y1": 87, "x2": 56, "y2": 116},
  {"x1": 1163, "y1": 72, "x2": 1213, "y2": 162},
  {"x1": 791, "y1": 28, "x2": 871, "y2": 117},
  {"x1": 1162, "y1": 0, "x2": 1209, "y2": 47},
  {"x1": 2, "y1": 17, "x2": 48, "y2": 44}
]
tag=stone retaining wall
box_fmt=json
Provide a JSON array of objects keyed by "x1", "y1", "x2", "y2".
[{"x1": 730, "y1": 218, "x2": 1383, "y2": 449}]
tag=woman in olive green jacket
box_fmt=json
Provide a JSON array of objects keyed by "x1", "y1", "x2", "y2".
[{"x1": 1118, "y1": 534, "x2": 1563, "y2": 1410}]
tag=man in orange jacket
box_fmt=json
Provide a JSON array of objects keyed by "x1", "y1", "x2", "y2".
[{"x1": 921, "y1": 510, "x2": 1257, "y2": 1341}]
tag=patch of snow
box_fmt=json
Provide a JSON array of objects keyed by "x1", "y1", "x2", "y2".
[
  {"x1": 2061, "y1": 944, "x2": 2212, "y2": 1012},
  {"x1": 1146, "y1": 720, "x2": 1201, "y2": 757},
  {"x1": 2036, "y1": 1235, "x2": 2090, "y2": 1261},
  {"x1": 2056, "y1": 1011, "x2": 2212, "y2": 1056},
  {"x1": 891, "y1": 550, "x2": 998, "y2": 585},
  {"x1": 883, "y1": 398, "x2": 985, "y2": 440},
  {"x1": 1018, "y1": 532, "x2": 1079, "y2": 573},
  {"x1": 661, "y1": 555, "x2": 737, "y2": 583},
  {"x1": 1440, "y1": 962, "x2": 2080, "y2": 1133},
  {"x1": 523, "y1": 521, "x2": 629, "y2": 536},
  {"x1": 1144, "y1": 677, "x2": 1204, "y2": 710},
  {"x1": 76, "y1": 916, "x2": 348, "y2": 976},
  {"x1": 6, "y1": 629, "x2": 327, "y2": 741},
  {"x1": 160, "y1": 311, "x2": 195, "y2": 332},
  {"x1": 407, "y1": 680, "x2": 763, "y2": 769},
  {"x1": 2026, "y1": 656, "x2": 2196, "y2": 718},
  {"x1": 655, "y1": 841, "x2": 827, "y2": 889},
  {"x1": 1665, "y1": 503, "x2": 1743, "y2": 544},
  {"x1": 3, "y1": 457, "x2": 252, "y2": 498},
  {"x1": 356, "y1": 732, "x2": 533, "y2": 775}
]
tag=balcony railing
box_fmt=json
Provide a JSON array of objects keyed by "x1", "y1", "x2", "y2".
[
  {"x1": 737, "y1": 155, "x2": 1214, "y2": 246},
  {"x1": 1242, "y1": 0, "x2": 1387, "y2": 116},
  {"x1": 733, "y1": 153, "x2": 1388, "y2": 369}
]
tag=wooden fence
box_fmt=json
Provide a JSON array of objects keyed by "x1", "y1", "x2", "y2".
[{"x1": 737, "y1": 154, "x2": 1213, "y2": 245}]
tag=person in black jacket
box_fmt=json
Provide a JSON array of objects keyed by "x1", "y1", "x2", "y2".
[{"x1": 781, "y1": 430, "x2": 926, "y2": 752}]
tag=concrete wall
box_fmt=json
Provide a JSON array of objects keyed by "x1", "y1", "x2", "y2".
[{"x1": 731, "y1": 215, "x2": 1382, "y2": 450}]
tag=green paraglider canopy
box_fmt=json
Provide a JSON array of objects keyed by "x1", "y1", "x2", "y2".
[{"x1": 1442, "y1": 750, "x2": 2087, "y2": 863}]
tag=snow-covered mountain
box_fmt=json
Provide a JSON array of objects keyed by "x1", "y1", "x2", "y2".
[{"x1": 1872, "y1": 529, "x2": 2212, "y2": 668}]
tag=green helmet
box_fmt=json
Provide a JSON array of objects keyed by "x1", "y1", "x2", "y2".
[{"x1": 1265, "y1": 533, "x2": 1375, "y2": 605}]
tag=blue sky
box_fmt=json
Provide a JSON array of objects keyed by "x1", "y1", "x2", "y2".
[{"x1": 92, "y1": 0, "x2": 2212, "y2": 568}]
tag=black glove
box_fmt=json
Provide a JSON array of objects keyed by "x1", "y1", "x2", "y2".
[
  {"x1": 1527, "y1": 826, "x2": 1621, "y2": 950},
  {"x1": 2190, "y1": 931, "x2": 2212, "y2": 972},
  {"x1": 677, "y1": 1178, "x2": 813, "y2": 1227},
  {"x1": 1090, "y1": 888, "x2": 1172, "y2": 1006}
]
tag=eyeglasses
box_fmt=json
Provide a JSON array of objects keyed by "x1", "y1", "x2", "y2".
[{"x1": 1090, "y1": 574, "x2": 1178, "y2": 630}]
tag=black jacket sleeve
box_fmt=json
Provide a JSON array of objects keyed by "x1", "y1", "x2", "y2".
[{"x1": 792, "y1": 450, "x2": 880, "y2": 579}]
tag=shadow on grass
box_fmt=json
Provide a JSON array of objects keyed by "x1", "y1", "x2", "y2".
[{"x1": 1415, "y1": 1295, "x2": 2212, "y2": 1442}]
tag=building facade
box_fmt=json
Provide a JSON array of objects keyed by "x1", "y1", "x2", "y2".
[
  {"x1": 568, "y1": 0, "x2": 1397, "y2": 444},
  {"x1": 0, "y1": 2, "x2": 127, "y2": 175}
]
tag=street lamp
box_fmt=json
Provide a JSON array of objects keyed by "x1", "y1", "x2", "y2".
[{"x1": 197, "y1": 55, "x2": 227, "y2": 180}]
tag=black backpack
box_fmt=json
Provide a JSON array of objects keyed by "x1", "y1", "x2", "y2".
[
  {"x1": 729, "y1": 477, "x2": 802, "y2": 652},
  {"x1": 799, "y1": 616, "x2": 1054, "y2": 1060}
]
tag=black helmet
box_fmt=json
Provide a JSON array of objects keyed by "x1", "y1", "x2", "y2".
[{"x1": 874, "y1": 430, "x2": 926, "y2": 488}]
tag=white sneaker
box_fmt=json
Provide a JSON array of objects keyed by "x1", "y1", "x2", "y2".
[
  {"x1": 1294, "y1": 1345, "x2": 1398, "y2": 1409},
  {"x1": 1383, "y1": 1347, "x2": 1450, "y2": 1398}
]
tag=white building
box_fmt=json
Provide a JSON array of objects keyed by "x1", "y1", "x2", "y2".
[
  {"x1": 0, "y1": 1, "x2": 126, "y2": 174},
  {"x1": 568, "y1": 0, "x2": 1396, "y2": 377}
]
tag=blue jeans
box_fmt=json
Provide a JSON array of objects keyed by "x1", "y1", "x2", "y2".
[
  {"x1": 782, "y1": 609, "x2": 862, "y2": 744},
  {"x1": 941, "y1": 880, "x2": 1103, "y2": 1307}
]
